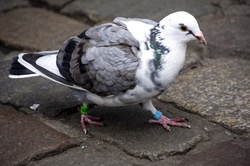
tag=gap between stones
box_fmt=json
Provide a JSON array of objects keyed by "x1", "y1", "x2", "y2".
[
  {"x1": 1, "y1": 102, "x2": 235, "y2": 163},
  {"x1": 18, "y1": 139, "x2": 81, "y2": 165},
  {"x1": 28, "y1": 0, "x2": 99, "y2": 25}
]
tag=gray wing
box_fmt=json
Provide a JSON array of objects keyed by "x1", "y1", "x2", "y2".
[{"x1": 57, "y1": 18, "x2": 148, "y2": 96}]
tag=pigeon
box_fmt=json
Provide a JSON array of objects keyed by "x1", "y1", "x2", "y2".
[{"x1": 9, "y1": 11, "x2": 206, "y2": 134}]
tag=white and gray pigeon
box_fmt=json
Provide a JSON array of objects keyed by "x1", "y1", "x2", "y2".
[{"x1": 9, "y1": 11, "x2": 206, "y2": 134}]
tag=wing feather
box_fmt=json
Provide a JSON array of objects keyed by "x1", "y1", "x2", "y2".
[{"x1": 57, "y1": 17, "x2": 157, "y2": 96}]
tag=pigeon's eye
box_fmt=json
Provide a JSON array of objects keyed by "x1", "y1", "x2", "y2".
[{"x1": 180, "y1": 25, "x2": 188, "y2": 31}]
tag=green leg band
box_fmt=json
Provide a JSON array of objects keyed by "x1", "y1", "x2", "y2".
[{"x1": 79, "y1": 104, "x2": 89, "y2": 115}]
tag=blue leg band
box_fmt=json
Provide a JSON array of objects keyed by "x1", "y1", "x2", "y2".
[{"x1": 154, "y1": 111, "x2": 162, "y2": 120}]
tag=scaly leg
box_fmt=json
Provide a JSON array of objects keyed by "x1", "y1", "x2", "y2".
[
  {"x1": 141, "y1": 100, "x2": 190, "y2": 131},
  {"x1": 148, "y1": 112, "x2": 191, "y2": 131},
  {"x1": 78, "y1": 104, "x2": 104, "y2": 134}
]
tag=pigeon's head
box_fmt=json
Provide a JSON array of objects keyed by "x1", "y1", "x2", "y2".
[{"x1": 159, "y1": 11, "x2": 207, "y2": 45}]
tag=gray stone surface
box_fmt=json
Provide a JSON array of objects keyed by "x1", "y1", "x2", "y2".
[
  {"x1": 60, "y1": 100, "x2": 240, "y2": 162},
  {"x1": 28, "y1": 139, "x2": 150, "y2": 166},
  {"x1": 79, "y1": 106, "x2": 206, "y2": 161},
  {"x1": 0, "y1": 7, "x2": 89, "y2": 51},
  {"x1": 199, "y1": 15, "x2": 250, "y2": 59},
  {"x1": 223, "y1": 4, "x2": 250, "y2": 16},
  {"x1": 158, "y1": 58, "x2": 250, "y2": 134},
  {"x1": 0, "y1": 104, "x2": 81, "y2": 165},
  {"x1": 35, "y1": 0, "x2": 73, "y2": 9},
  {"x1": 26, "y1": 100, "x2": 240, "y2": 165},
  {"x1": 0, "y1": 0, "x2": 30, "y2": 12},
  {"x1": 184, "y1": 42, "x2": 206, "y2": 70},
  {"x1": 61, "y1": 0, "x2": 215, "y2": 23},
  {"x1": 0, "y1": 51, "x2": 79, "y2": 115},
  {"x1": 176, "y1": 139, "x2": 250, "y2": 166},
  {"x1": 0, "y1": 0, "x2": 249, "y2": 165}
]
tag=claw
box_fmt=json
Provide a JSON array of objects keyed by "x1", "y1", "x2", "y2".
[
  {"x1": 186, "y1": 124, "x2": 191, "y2": 129},
  {"x1": 81, "y1": 114, "x2": 104, "y2": 134},
  {"x1": 83, "y1": 128, "x2": 87, "y2": 134},
  {"x1": 148, "y1": 115, "x2": 191, "y2": 131},
  {"x1": 163, "y1": 123, "x2": 171, "y2": 131}
]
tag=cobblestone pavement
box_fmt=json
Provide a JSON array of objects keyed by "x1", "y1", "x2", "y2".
[{"x1": 0, "y1": 0, "x2": 249, "y2": 165}]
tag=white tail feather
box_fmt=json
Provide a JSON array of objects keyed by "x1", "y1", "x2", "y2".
[
  {"x1": 9, "y1": 73, "x2": 40, "y2": 79},
  {"x1": 14, "y1": 51, "x2": 86, "y2": 91}
]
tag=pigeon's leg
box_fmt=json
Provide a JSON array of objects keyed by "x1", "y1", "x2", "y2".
[
  {"x1": 78, "y1": 104, "x2": 104, "y2": 134},
  {"x1": 148, "y1": 113, "x2": 191, "y2": 131},
  {"x1": 141, "y1": 100, "x2": 190, "y2": 131}
]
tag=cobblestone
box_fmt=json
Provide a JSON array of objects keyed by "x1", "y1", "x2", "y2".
[{"x1": 0, "y1": 0, "x2": 249, "y2": 165}]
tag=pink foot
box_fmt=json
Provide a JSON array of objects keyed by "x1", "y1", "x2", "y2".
[
  {"x1": 148, "y1": 115, "x2": 191, "y2": 131},
  {"x1": 81, "y1": 114, "x2": 104, "y2": 134}
]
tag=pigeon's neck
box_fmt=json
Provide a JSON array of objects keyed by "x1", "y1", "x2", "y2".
[
  {"x1": 147, "y1": 25, "x2": 187, "y2": 92},
  {"x1": 148, "y1": 25, "x2": 170, "y2": 71}
]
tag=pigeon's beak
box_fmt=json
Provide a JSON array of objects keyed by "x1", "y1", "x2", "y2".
[{"x1": 194, "y1": 31, "x2": 207, "y2": 45}]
